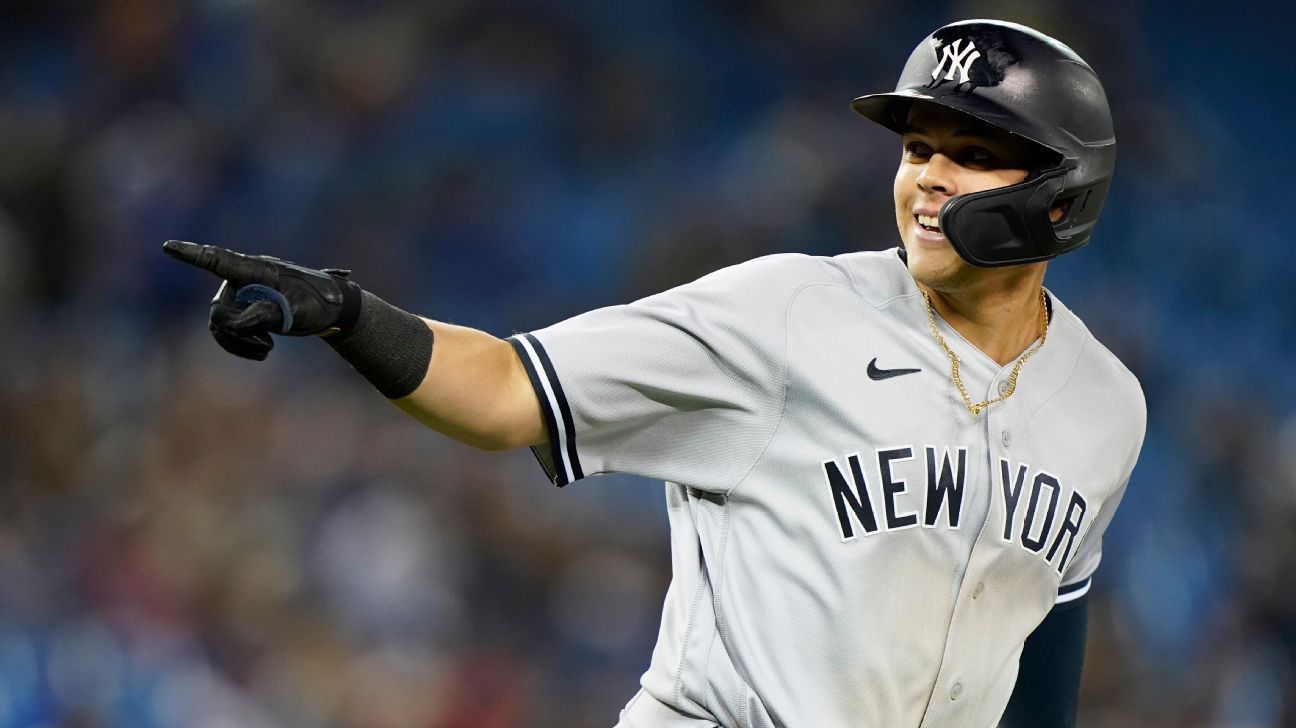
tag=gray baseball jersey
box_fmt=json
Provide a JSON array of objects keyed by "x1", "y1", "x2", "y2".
[{"x1": 508, "y1": 249, "x2": 1145, "y2": 728}]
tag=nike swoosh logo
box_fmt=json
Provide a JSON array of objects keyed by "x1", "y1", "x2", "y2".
[{"x1": 867, "y1": 358, "x2": 921, "y2": 380}]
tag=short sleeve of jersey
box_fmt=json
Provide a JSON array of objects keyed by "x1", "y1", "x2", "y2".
[
  {"x1": 1056, "y1": 378, "x2": 1147, "y2": 604},
  {"x1": 509, "y1": 255, "x2": 824, "y2": 490}
]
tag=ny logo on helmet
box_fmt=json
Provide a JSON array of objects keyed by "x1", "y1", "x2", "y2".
[{"x1": 931, "y1": 38, "x2": 981, "y2": 84}]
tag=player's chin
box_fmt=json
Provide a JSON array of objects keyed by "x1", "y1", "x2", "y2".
[{"x1": 903, "y1": 239, "x2": 965, "y2": 286}]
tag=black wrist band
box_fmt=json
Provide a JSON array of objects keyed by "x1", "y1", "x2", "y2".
[{"x1": 325, "y1": 290, "x2": 434, "y2": 399}]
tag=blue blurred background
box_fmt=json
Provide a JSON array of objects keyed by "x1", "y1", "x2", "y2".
[{"x1": 1, "y1": 0, "x2": 1293, "y2": 726}]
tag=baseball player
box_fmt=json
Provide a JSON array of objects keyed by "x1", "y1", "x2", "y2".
[{"x1": 164, "y1": 19, "x2": 1144, "y2": 728}]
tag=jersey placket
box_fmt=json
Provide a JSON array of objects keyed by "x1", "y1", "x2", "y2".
[{"x1": 918, "y1": 340, "x2": 1026, "y2": 727}]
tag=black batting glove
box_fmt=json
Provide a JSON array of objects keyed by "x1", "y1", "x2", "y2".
[{"x1": 162, "y1": 240, "x2": 363, "y2": 360}]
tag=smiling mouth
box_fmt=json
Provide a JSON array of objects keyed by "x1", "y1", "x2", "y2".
[{"x1": 915, "y1": 213, "x2": 941, "y2": 234}]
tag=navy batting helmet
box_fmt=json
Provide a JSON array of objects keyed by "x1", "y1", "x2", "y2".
[{"x1": 852, "y1": 19, "x2": 1116, "y2": 267}]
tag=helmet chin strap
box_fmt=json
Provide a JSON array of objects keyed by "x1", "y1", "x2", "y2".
[{"x1": 939, "y1": 168, "x2": 1072, "y2": 267}]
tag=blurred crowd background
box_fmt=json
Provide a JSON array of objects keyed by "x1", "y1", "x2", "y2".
[{"x1": 1, "y1": 0, "x2": 1293, "y2": 726}]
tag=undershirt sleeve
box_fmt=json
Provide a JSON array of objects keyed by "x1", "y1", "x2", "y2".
[{"x1": 998, "y1": 595, "x2": 1089, "y2": 728}]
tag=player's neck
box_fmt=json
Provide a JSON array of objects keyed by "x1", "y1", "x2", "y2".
[{"x1": 920, "y1": 271, "x2": 1047, "y2": 367}]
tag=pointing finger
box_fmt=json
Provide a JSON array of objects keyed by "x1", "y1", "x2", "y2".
[{"x1": 162, "y1": 240, "x2": 272, "y2": 285}]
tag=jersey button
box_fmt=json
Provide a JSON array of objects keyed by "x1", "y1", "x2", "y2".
[
  {"x1": 950, "y1": 682, "x2": 963, "y2": 701},
  {"x1": 998, "y1": 381, "x2": 1010, "y2": 396},
  {"x1": 973, "y1": 582, "x2": 985, "y2": 599},
  {"x1": 1001, "y1": 430, "x2": 1011, "y2": 447}
]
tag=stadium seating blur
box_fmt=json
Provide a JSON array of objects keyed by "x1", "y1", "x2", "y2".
[{"x1": 0, "y1": 1, "x2": 1291, "y2": 725}]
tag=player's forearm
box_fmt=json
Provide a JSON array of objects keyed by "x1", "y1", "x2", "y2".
[
  {"x1": 319, "y1": 289, "x2": 545, "y2": 450},
  {"x1": 389, "y1": 320, "x2": 547, "y2": 451}
]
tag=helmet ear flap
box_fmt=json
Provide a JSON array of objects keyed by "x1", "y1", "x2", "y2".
[{"x1": 939, "y1": 170, "x2": 1071, "y2": 267}]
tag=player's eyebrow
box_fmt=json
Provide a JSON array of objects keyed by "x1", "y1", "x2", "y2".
[{"x1": 901, "y1": 122, "x2": 1002, "y2": 142}]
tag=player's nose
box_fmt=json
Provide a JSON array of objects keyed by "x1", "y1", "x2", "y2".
[{"x1": 915, "y1": 154, "x2": 957, "y2": 196}]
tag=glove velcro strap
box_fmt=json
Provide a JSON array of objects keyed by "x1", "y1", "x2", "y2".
[{"x1": 331, "y1": 278, "x2": 364, "y2": 336}]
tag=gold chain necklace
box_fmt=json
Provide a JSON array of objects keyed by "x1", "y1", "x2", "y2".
[{"x1": 921, "y1": 288, "x2": 1049, "y2": 417}]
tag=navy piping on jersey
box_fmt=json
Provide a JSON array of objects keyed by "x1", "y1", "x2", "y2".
[
  {"x1": 509, "y1": 334, "x2": 584, "y2": 486},
  {"x1": 1055, "y1": 577, "x2": 1091, "y2": 604}
]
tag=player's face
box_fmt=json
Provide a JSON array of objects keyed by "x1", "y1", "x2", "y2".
[{"x1": 893, "y1": 104, "x2": 1045, "y2": 290}]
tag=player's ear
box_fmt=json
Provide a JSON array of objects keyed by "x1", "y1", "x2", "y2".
[{"x1": 1048, "y1": 198, "x2": 1074, "y2": 224}]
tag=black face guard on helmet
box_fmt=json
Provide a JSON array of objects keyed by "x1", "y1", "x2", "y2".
[{"x1": 852, "y1": 19, "x2": 1116, "y2": 267}]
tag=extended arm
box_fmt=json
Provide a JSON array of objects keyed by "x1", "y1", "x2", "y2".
[
  {"x1": 998, "y1": 595, "x2": 1088, "y2": 728},
  {"x1": 162, "y1": 241, "x2": 545, "y2": 452},
  {"x1": 392, "y1": 319, "x2": 545, "y2": 450}
]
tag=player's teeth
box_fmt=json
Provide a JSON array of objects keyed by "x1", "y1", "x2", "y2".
[{"x1": 917, "y1": 214, "x2": 940, "y2": 230}]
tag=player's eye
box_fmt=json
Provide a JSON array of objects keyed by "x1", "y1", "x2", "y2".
[
  {"x1": 959, "y1": 146, "x2": 997, "y2": 168},
  {"x1": 903, "y1": 141, "x2": 932, "y2": 159}
]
